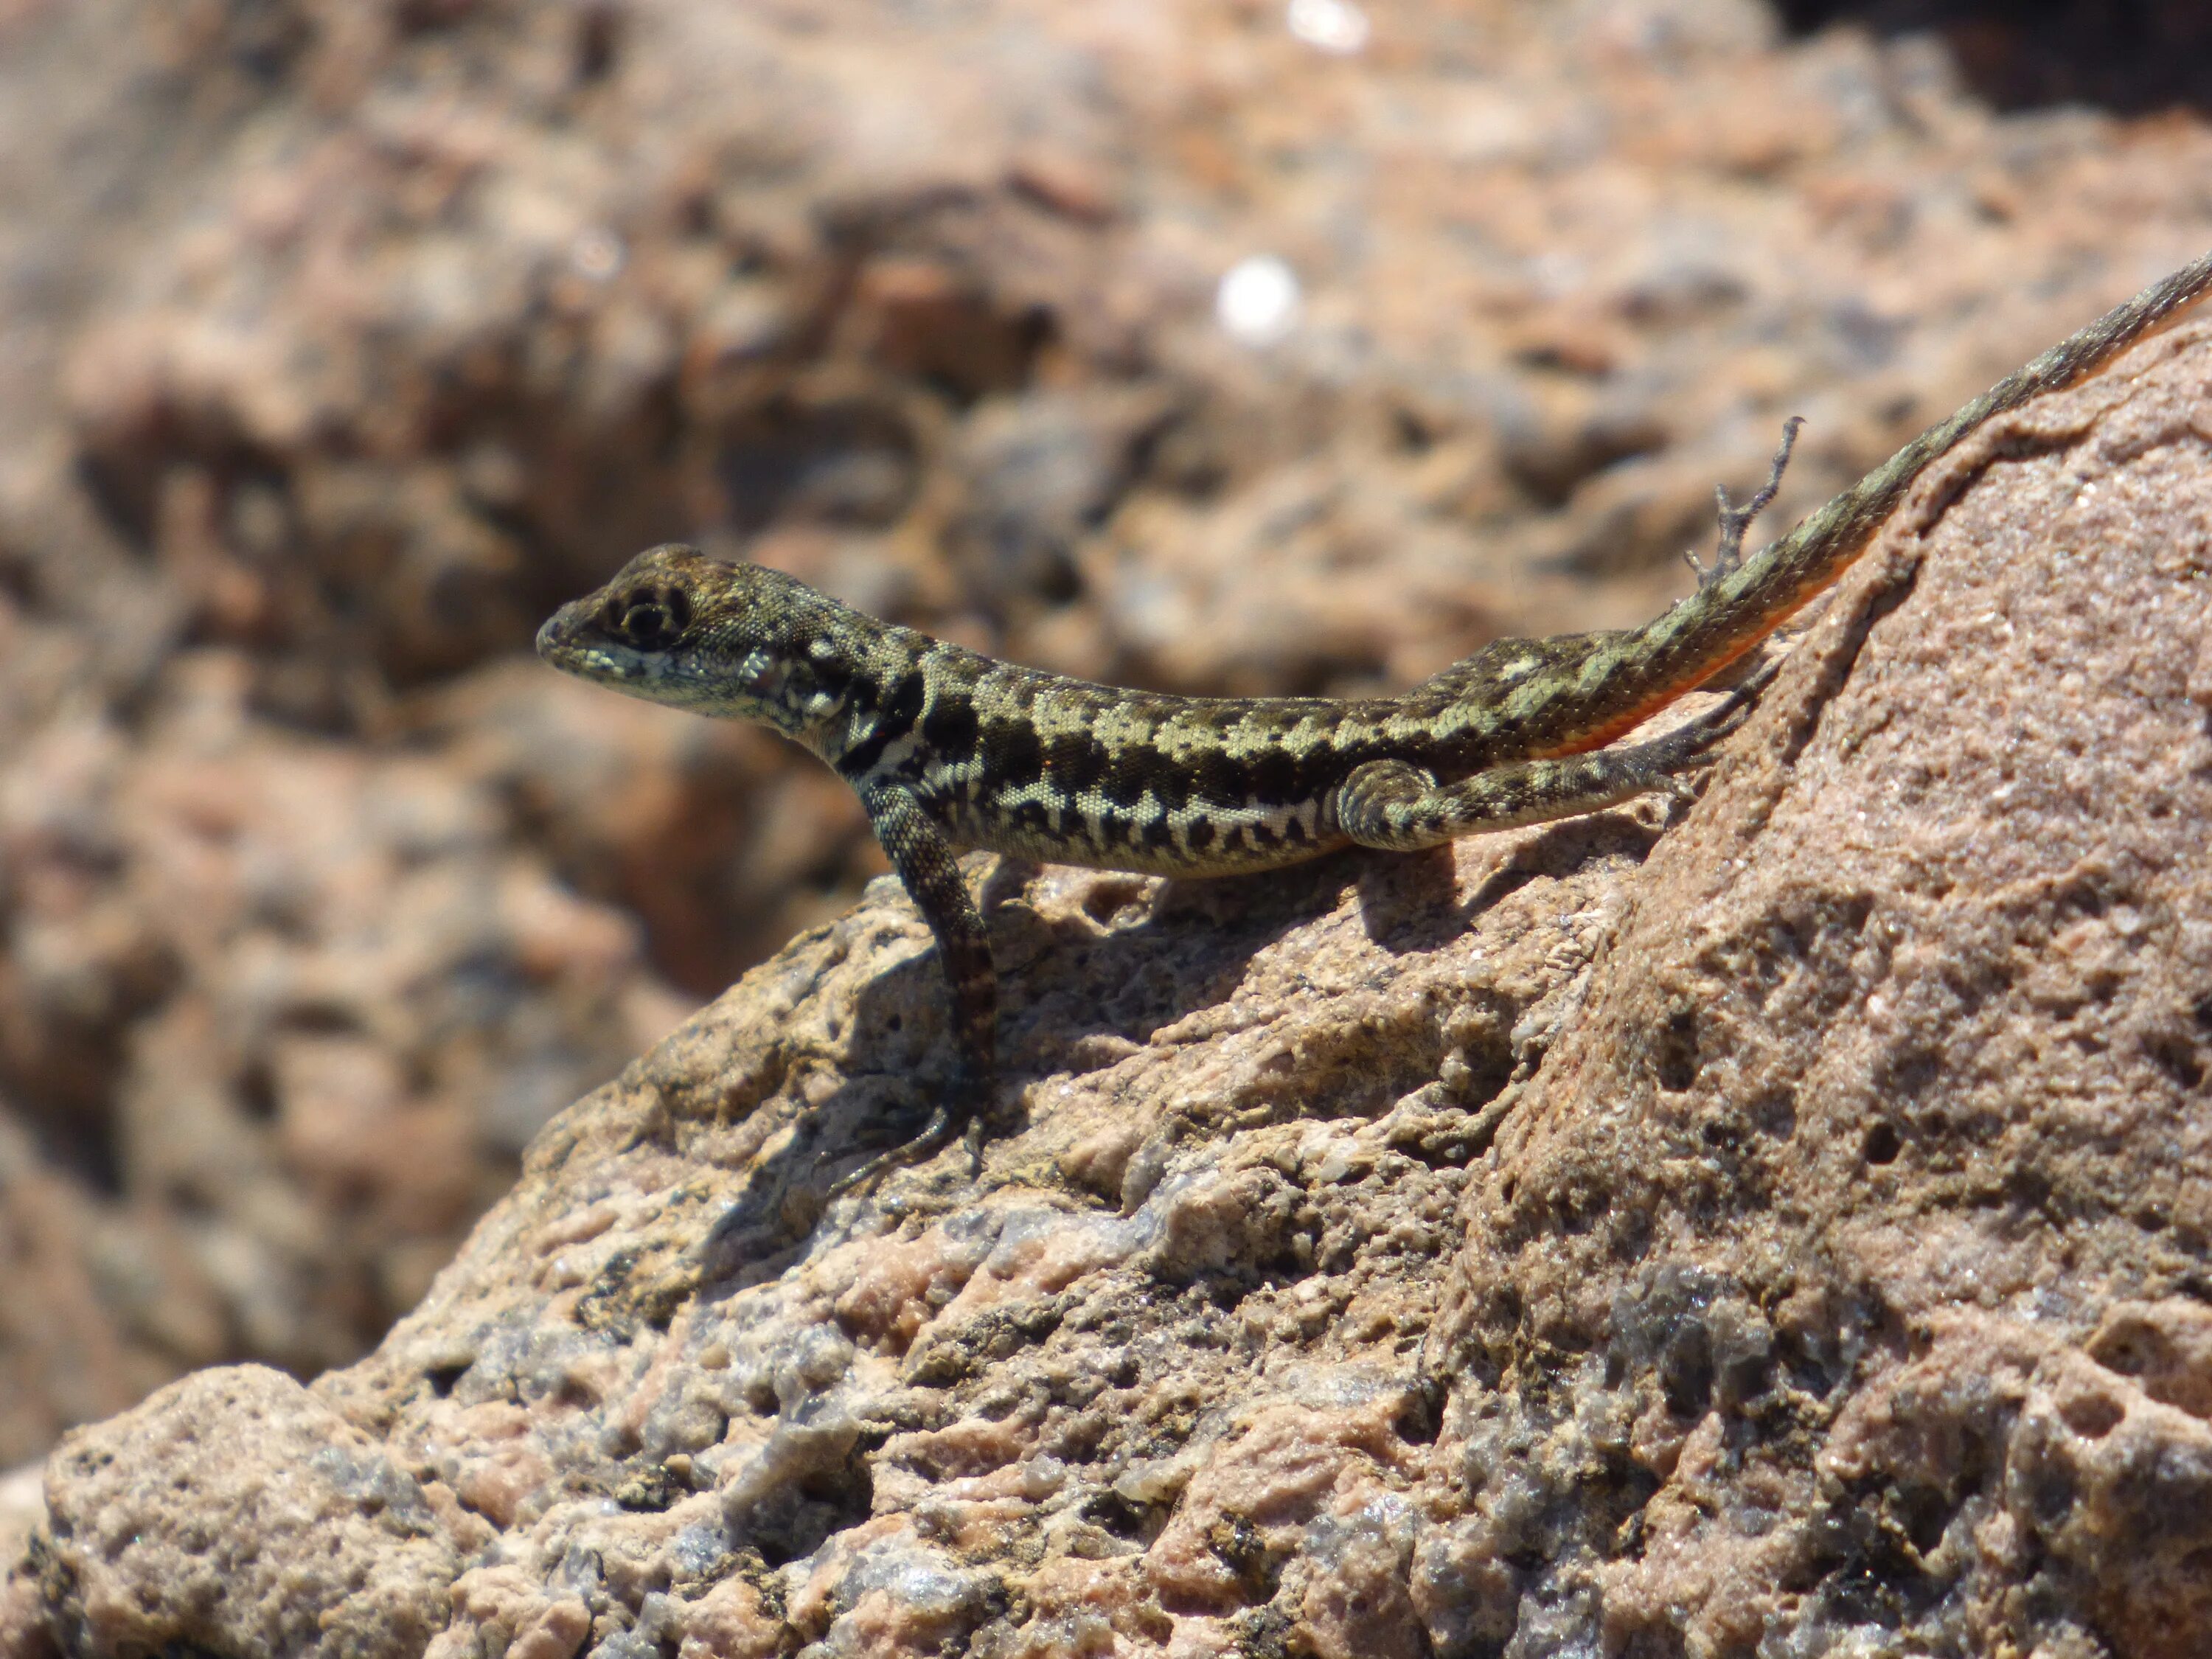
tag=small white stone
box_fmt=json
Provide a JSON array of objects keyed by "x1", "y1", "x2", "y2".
[
  {"x1": 1287, "y1": 0, "x2": 1370, "y2": 55},
  {"x1": 570, "y1": 227, "x2": 625, "y2": 280},
  {"x1": 1216, "y1": 254, "x2": 1302, "y2": 348}
]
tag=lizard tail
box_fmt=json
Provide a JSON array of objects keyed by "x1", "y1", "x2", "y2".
[{"x1": 1543, "y1": 247, "x2": 2212, "y2": 753}]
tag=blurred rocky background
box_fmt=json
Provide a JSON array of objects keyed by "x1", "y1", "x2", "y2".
[{"x1": 1, "y1": 0, "x2": 2208, "y2": 1495}]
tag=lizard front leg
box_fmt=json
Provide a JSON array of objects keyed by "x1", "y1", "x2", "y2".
[
  {"x1": 833, "y1": 780, "x2": 998, "y2": 1190},
  {"x1": 1335, "y1": 661, "x2": 1775, "y2": 852}
]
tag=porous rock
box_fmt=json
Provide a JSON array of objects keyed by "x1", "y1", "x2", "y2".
[
  {"x1": 35, "y1": 1366, "x2": 456, "y2": 1659},
  {"x1": 1427, "y1": 316, "x2": 2212, "y2": 1656},
  {"x1": 22, "y1": 326, "x2": 2212, "y2": 1658},
  {"x1": 10, "y1": 0, "x2": 2212, "y2": 1469}
]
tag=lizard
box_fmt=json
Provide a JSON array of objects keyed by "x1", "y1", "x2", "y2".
[{"x1": 538, "y1": 249, "x2": 2212, "y2": 1186}]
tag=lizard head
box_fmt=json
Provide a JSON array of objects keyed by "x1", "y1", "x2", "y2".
[{"x1": 536, "y1": 543, "x2": 860, "y2": 735}]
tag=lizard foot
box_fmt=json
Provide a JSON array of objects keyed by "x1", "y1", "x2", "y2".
[
  {"x1": 1686, "y1": 417, "x2": 1803, "y2": 588},
  {"x1": 826, "y1": 1068, "x2": 995, "y2": 1197}
]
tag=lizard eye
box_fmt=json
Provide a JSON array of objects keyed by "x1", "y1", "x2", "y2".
[{"x1": 611, "y1": 585, "x2": 691, "y2": 650}]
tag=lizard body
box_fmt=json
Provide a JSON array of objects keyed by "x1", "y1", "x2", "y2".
[{"x1": 538, "y1": 251, "x2": 2212, "y2": 1179}]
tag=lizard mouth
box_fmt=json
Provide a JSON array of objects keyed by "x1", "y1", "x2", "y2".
[
  {"x1": 532, "y1": 614, "x2": 573, "y2": 662},
  {"x1": 535, "y1": 613, "x2": 664, "y2": 684}
]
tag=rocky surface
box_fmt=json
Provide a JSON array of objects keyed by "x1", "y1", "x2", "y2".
[
  {"x1": 6, "y1": 0, "x2": 2212, "y2": 1620},
  {"x1": 16, "y1": 321, "x2": 2212, "y2": 1658},
  {"x1": 1422, "y1": 314, "x2": 2212, "y2": 1659}
]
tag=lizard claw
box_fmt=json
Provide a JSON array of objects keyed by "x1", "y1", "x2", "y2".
[
  {"x1": 826, "y1": 1107, "x2": 955, "y2": 1197},
  {"x1": 825, "y1": 1066, "x2": 994, "y2": 1197},
  {"x1": 1701, "y1": 417, "x2": 1803, "y2": 588}
]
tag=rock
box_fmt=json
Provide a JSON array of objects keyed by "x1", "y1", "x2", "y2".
[
  {"x1": 0, "y1": 1115, "x2": 199, "y2": 1472},
  {"x1": 35, "y1": 1367, "x2": 458, "y2": 1659},
  {"x1": 8, "y1": 0, "x2": 2212, "y2": 1579},
  {"x1": 20, "y1": 321, "x2": 2211, "y2": 1657},
  {"x1": 0, "y1": 647, "x2": 695, "y2": 1456},
  {"x1": 1427, "y1": 315, "x2": 2212, "y2": 1657},
  {"x1": 0, "y1": 1462, "x2": 45, "y2": 1617}
]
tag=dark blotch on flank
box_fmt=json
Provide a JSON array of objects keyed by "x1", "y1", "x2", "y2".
[
  {"x1": 1190, "y1": 748, "x2": 1245, "y2": 808},
  {"x1": 920, "y1": 693, "x2": 981, "y2": 754},
  {"x1": 1141, "y1": 814, "x2": 1175, "y2": 850},
  {"x1": 1046, "y1": 731, "x2": 1108, "y2": 795},
  {"x1": 1099, "y1": 742, "x2": 1162, "y2": 810},
  {"x1": 1245, "y1": 745, "x2": 1302, "y2": 805},
  {"x1": 835, "y1": 668, "x2": 926, "y2": 778},
  {"x1": 1010, "y1": 800, "x2": 1050, "y2": 832},
  {"x1": 1187, "y1": 818, "x2": 1217, "y2": 852},
  {"x1": 987, "y1": 721, "x2": 1045, "y2": 788}
]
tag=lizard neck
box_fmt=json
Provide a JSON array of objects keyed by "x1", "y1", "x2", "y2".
[
  {"x1": 691, "y1": 587, "x2": 917, "y2": 757},
  {"x1": 805, "y1": 628, "x2": 990, "y2": 788}
]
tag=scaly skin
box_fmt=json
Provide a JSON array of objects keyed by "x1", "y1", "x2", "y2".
[{"x1": 539, "y1": 250, "x2": 2212, "y2": 1182}]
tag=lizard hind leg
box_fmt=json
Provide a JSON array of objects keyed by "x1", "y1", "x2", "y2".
[
  {"x1": 1332, "y1": 758, "x2": 1453, "y2": 852},
  {"x1": 1335, "y1": 751, "x2": 1677, "y2": 852},
  {"x1": 1688, "y1": 416, "x2": 1804, "y2": 590},
  {"x1": 1334, "y1": 663, "x2": 1775, "y2": 852}
]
